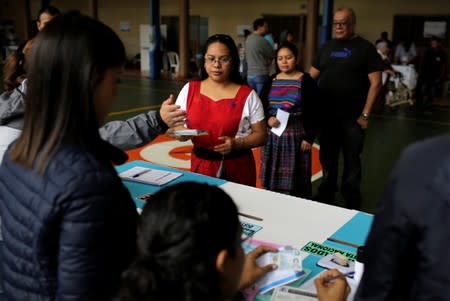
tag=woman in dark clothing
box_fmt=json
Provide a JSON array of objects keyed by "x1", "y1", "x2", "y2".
[
  {"x1": 117, "y1": 182, "x2": 277, "y2": 301},
  {"x1": 0, "y1": 12, "x2": 137, "y2": 300}
]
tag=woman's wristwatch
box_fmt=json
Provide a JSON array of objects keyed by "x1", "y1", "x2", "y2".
[{"x1": 360, "y1": 113, "x2": 369, "y2": 121}]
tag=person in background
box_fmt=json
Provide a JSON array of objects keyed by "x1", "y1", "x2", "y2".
[
  {"x1": 173, "y1": 34, "x2": 267, "y2": 187},
  {"x1": 0, "y1": 6, "x2": 59, "y2": 164},
  {"x1": 394, "y1": 39, "x2": 417, "y2": 66},
  {"x1": 376, "y1": 41, "x2": 396, "y2": 76},
  {"x1": 239, "y1": 29, "x2": 252, "y2": 81},
  {"x1": 117, "y1": 182, "x2": 277, "y2": 301},
  {"x1": 245, "y1": 18, "x2": 275, "y2": 96},
  {"x1": 309, "y1": 7, "x2": 382, "y2": 210},
  {"x1": 416, "y1": 35, "x2": 448, "y2": 111},
  {"x1": 36, "y1": 5, "x2": 61, "y2": 31},
  {"x1": 371, "y1": 41, "x2": 397, "y2": 113},
  {"x1": 263, "y1": 32, "x2": 277, "y2": 74},
  {"x1": 279, "y1": 29, "x2": 295, "y2": 45},
  {"x1": 260, "y1": 43, "x2": 319, "y2": 198},
  {"x1": 0, "y1": 12, "x2": 137, "y2": 299},
  {"x1": 374, "y1": 31, "x2": 393, "y2": 51},
  {"x1": 264, "y1": 32, "x2": 276, "y2": 49}
]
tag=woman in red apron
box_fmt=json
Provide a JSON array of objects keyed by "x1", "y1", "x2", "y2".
[{"x1": 174, "y1": 34, "x2": 267, "y2": 186}]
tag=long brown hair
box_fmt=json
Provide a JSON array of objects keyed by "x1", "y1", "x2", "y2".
[{"x1": 10, "y1": 12, "x2": 125, "y2": 172}]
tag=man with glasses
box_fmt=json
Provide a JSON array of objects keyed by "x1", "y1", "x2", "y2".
[
  {"x1": 309, "y1": 7, "x2": 382, "y2": 210},
  {"x1": 245, "y1": 18, "x2": 275, "y2": 96}
]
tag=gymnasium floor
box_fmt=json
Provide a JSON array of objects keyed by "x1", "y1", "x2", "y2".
[{"x1": 109, "y1": 74, "x2": 450, "y2": 214}]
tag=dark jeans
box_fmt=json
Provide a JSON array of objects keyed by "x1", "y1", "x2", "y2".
[
  {"x1": 417, "y1": 79, "x2": 440, "y2": 109},
  {"x1": 247, "y1": 75, "x2": 269, "y2": 96},
  {"x1": 317, "y1": 120, "x2": 365, "y2": 209}
]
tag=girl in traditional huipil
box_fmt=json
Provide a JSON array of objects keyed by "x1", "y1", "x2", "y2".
[
  {"x1": 260, "y1": 42, "x2": 319, "y2": 198},
  {"x1": 174, "y1": 34, "x2": 267, "y2": 186}
]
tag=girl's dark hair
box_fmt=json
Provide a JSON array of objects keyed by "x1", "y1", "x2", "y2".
[
  {"x1": 118, "y1": 182, "x2": 240, "y2": 301},
  {"x1": 199, "y1": 34, "x2": 244, "y2": 84},
  {"x1": 275, "y1": 42, "x2": 299, "y2": 73},
  {"x1": 37, "y1": 5, "x2": 61, "y2": 20},
  {"x1": 10, "y1": 11, "x2": 126, "y2": 172}
]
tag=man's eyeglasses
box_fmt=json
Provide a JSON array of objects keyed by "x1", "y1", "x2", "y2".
[
  {"x1": 333, "y1": 21, "x2": 349, "y2": 27},
  {"x1": 204, "y1": 55, "x2": 232, "y2": 65}
]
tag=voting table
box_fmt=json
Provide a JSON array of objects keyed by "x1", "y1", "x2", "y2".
[{"x1": 117, "y1": 160, "x2": 373, "y2": 300}]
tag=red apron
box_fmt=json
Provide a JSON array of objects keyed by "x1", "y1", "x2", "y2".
[{"x1": 186, "y1": 81, "x2": 256, "y2": 186}]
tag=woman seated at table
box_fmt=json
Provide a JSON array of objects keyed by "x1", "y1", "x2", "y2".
[
  {"x1": 173, "y1": 34, "x2": 267, "y2": 187},
  {"x1": 0, "y1": 12, "x2": 137, "y2": 299},
  {"x1": 117, "y1": 182, "x2": 277, "y2": 301}
]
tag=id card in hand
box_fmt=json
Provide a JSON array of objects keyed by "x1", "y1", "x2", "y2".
[{"x1": 265, "y1": 246, "x2": 303, "y2": 271}]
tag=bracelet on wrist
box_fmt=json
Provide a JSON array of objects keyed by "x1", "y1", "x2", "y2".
[{"x1": 360, "y1": 113, "x2": 369, "y2": 121}]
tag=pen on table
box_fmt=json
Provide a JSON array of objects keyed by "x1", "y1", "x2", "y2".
[
  {"x1": 238, "y1": 212, "x2": 263, "y2": 222},
  {"x1": 132, "y1": 169, "x2": 151, "y2": 178},
  {"x1": 324, "y1": 271, "x2": 354, "y2": 284},
  {"x1": 327, "y1": 237, "x2": 360, "y2": 249}
]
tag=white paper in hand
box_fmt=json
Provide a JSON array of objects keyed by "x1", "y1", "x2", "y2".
[{"x1": 271, "y1": 109, "x2": 289, "y2": 137}]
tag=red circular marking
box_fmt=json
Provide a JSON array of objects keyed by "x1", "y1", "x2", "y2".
[{"x1": 169, "y1": 145, "x2": 192, "y2": 161}]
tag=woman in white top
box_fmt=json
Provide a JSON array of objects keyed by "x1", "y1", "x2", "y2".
[{"x1": 174, "y1": 34, "x2": 267, "y2": 186}]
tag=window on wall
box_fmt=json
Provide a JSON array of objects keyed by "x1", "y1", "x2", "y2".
[{"x1": 393, "y1": 15, "x2": 450, "y2": 47}]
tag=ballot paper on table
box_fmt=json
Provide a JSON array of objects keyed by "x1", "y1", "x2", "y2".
[
  {"x1": 270, "y1": 109, "x2": 289, "y2": 137},
  {"x1": 119, "y1": 166, "x2": 183, "y2": 186},
  {"x1": 254, "y1": 246, "x2": 306, "y2": 294}
]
